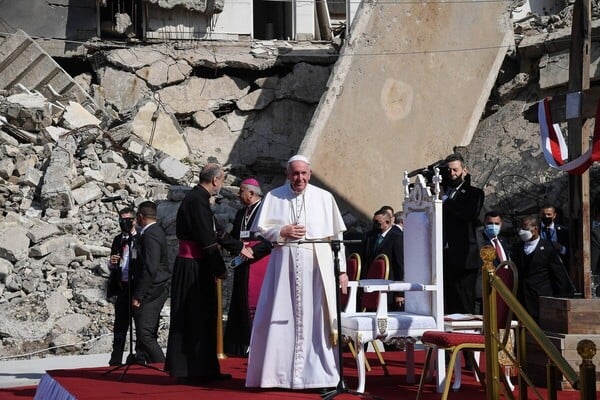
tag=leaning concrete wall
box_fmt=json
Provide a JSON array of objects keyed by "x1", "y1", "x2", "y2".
[{"x1": 300, "y1": 0, "x2": 513, "y2": 218}]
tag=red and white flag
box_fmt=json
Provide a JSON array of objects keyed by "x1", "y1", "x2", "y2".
[{"x1": 538, "y1": 97, "x2": 600, "y2": 174}]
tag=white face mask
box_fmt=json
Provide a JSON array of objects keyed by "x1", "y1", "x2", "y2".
[{"x1": 518, "y1": 229, "x2": 533, "y2": 242}]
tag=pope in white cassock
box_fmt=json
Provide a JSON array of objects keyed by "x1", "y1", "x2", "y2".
[{"x1": 245, "y1": 155, "x2": 349, "y2": 390}]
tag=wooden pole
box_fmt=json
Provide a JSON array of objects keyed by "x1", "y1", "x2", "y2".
[
  {"x1": 566, "y1": 0, "x2": 592, "y2": 297},
  {"x1": 216, "y1": 278, "x2": 227, "y2": 359}
]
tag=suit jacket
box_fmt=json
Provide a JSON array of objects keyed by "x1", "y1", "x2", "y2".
[
  {"x1": 442, "y1": 174, "x2": 484, "y2": 270},
  {"x1": 474, "y1": 227, "x2": 510, "y2": 299},
  {"x1": 540, "y1": 223, "x2": 569, "y2": 266},
  {"x1": 360, "y1": 227, "x2": 404, "y2": 281},
  {"x1": 511, "y1": 238, "x2": 573, "y2": 322},
  {"x1": 132, "y1": 223, "x2": 171, "y2": 302},
  {"x1": 107, "y1": 232, "x2": 136, "y2": 298}
]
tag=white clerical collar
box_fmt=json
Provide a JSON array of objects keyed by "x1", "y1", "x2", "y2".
[{"x1": 523, "y1": 237, "x2": 540, "y2": 255}]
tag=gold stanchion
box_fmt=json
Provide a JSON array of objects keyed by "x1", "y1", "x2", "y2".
[
  {"x1": 216, "y1": 278, "x2": 227, "y2": 359},
  {"x1": 577, "y1": 339, "x2": 596, "y2": 400}
]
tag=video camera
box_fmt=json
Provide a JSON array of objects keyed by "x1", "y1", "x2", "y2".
[{"x1": 407, "y1": 158, "x2": 449, "y2": 186}]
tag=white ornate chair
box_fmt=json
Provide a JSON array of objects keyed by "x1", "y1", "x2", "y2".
[{"x1": 341, "y1": 172, "x2": 446, "y2": 393}]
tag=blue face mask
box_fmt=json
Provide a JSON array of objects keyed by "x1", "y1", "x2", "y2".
[{"x1": 484, "y1": 224, "x2": 500, "y2": 238}]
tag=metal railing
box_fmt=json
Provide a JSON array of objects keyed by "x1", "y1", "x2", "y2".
[{"x1": 480, "y1": 245, "x2": 597, "y2": 400}]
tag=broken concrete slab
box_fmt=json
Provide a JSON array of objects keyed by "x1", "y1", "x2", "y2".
[
  {"x1": 61, "y1": 102, "x2": 101, "y2": 130},
  {"x1": 136, "y1": 58, "x2": 192, "y2": 89},
  {"x1": 96, "y1": 67, "x2": 151, "y2": 116},
  {"x1": 131, "y1": 101, "x2": 190, "y2": 160},
  {"x1": 157, "y1": 75, "x2": 250, "y2": 115},
  {"x1": 299, "y1": 2, "x2": 513, "y2": 217}
]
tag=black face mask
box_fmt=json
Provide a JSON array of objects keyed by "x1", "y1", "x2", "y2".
[
  {"x1": 541, "y1": 217, "x2": 553, "y2": 226},
  {"x1": 119, "y1": 218, "x2": 134, "y2": 233}
]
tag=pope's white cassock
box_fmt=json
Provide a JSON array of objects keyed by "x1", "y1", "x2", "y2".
[{"x1": 245, "y1": 182, "x2": 347, "y2": 389}]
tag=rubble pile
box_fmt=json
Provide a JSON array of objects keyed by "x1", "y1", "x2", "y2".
[{"x1": 0, "y1": 41, "x2": 334, "y2": 359}]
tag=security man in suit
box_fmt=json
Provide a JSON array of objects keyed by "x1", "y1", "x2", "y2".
[
  {"x1": 131, "y1": 201, "x2": 171, "y2": 364},
  {"x1": 512, "y1": 215, "x2": 573, "y2": 322},
  {"x1": 539, "y1": 205, "x2": 569, "y2": 267},
  {"x1": 441, "y1": 153, "x2": 485, "y2": 314},
  {"x1": 107, "y1": 207, "x2": 137, "y2": 366}
]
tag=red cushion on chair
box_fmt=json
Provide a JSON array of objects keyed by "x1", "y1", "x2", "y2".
[{"x1": 421, "y1": 331, "x2": 485, "y2": 347}]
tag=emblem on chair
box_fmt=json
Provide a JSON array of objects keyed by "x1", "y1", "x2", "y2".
[{"x1": 377, "y1": 317, "x2": 388, "y2": 336}]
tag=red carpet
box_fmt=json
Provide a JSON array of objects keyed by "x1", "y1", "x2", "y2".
[{"x1": 0, "y1": 351, "x2": 586, "y2": 400}]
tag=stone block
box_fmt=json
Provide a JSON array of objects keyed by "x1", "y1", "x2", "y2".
[
  {"x1": 71, "y1": 182, "x2": 102, "y2": 206},
  {"x1": 27, "y1": 222, "x2": 61, "y2": 244},
  {"x1": 0, "y1": 225, "x2": 30, "y2": 262}
]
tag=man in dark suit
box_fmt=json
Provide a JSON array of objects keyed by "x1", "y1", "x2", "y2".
[
  {"x1": 360, "y1": 208, "x2": 404, "y2": 310},
  {"x1": 539, "y1": 205, "x2": 569, "y2": 267},
  {"x1": 512, "y1": 215, "x2": 573, "y2": 322},
  {"x1": 474, "y1": 210, "x2": 509, "y2": 314},
  {"x1": 107, "y1": 207, "x2": 137, "y2": 366},
  {"x1": 131, "y1": 201, "x2": 171, "y2": 364},
  {"x1": 441, "y1": 153, "x2": 484, "y2": 314}
]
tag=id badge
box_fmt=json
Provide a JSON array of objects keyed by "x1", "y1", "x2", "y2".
[
  {"x1": 131, "y1": 247, "x2": 138, "y2": 260},
  {"x1": 240, "y1": 230, "x2": 250, "y2": 239}
]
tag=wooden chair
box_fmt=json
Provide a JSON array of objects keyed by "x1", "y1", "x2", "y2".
[{"x1": 416, "y1": 260, "x2": 518, "y2": 400}]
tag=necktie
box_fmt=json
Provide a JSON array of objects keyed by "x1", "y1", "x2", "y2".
[
  {"x1": 374, "y1": 234, "x2": 384, "y2": 253},
  {"x1": 544, "y1": 227, "x2": 552, "y2": 242},
  {"x1": 492, "y1": 237, "x2": 505, "y2": 262}
]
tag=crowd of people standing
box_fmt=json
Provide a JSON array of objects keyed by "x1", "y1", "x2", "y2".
[{"x1": 105, "y1": 151, "x2": 588, "y2": 393}]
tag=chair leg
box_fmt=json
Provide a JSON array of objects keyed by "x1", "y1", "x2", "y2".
[
  {"x1": 416, "y1": 346, "x2": 434, "y2": 400},
  {"x1": 406, "y1": 342, "x2": 415, "y2": 384},
  {"x1": 452, "y1": 351, "x2": 462, "y2": 391},
  {"x1": 441, "y1": 349, "x2": 460, "y2": 400},
  {"x1": 348, "y1": 340, "x2": 372, "y2": 372},
  {"x1": 371, "y1": 340, "x2": 389, "y2": 376}
]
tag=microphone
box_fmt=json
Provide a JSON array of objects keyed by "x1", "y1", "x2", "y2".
[{"x1": 101, "y1": 195, "x2": 122, "y2": 203}]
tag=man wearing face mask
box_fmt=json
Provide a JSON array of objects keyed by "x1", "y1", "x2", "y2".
[
  {"x1": 107, "y1": 207, "x2": 137, "y2": 366},
  {"x1": 511, "y1": 215, "x2": 573, "y2": 322},
  {"x1": 360, "y1": 208, "x2": 404, "y2": 310},
  {"x1": 441, "y1": 153, "x2": 485, "y2": 314},
  {"x1": 474, "y1": 211, "x2": 509, "y2": 314},
  {"x1": 539, "y1": 205, "x2": 569, "y2": 267}
]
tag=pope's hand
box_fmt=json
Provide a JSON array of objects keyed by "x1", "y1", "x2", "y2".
[
  {"x1": 281, "y1": 224, "x2": 306, "y2": 239},
  {"x1": 339, "y1": 273, "x2": 349, "y2": 295}
]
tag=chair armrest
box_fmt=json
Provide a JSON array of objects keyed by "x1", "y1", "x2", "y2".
[
  {"x1": 360, "y1": 279, "x2": 394, "y2": 292},
  {"x1": 344, "y1": 281, "x2": 360, "y2": 313},
  {"x1": 388, "y1": 281, "x2": 427, "y2": 291}
]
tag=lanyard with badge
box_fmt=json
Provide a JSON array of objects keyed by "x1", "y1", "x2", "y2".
[{"x1": 240, "y1": 200, "x2": 261, "y2": 239}]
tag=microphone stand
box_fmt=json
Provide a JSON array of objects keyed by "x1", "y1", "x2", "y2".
[{"x1": 273, "y1": 239, "x2": 380, "y2": 399}]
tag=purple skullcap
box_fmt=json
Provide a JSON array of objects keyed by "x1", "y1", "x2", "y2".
[{"x1": 241, "y1": 177, "x2": 261, "y2": 187}]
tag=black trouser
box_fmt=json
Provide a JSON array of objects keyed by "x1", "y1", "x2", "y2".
[
  {"x1": 110, "y1": 282, "x2": 130, "y2": 364},
  {"x1": 444, "y1": 267, "x2": 478, "y2": 314},
  {"x1": 133, "y1": 285, "x2": 169, "y2": 363}
]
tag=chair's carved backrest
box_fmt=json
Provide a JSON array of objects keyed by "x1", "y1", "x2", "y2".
[
  {"x1": 402, "y1": 172, "x2": 444, "y2": 325},
  {"x1": 361, "y1": 254, "x2": 390, "y2": 311}
]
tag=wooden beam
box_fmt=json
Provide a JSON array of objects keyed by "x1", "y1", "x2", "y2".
[{"x1": 522, "y1": 86, "x2": 600, "y2": 123}]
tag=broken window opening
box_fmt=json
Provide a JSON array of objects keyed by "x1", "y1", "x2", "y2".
[{"x1": 98, "y1": 0, "x2": 143, "y2": 40}]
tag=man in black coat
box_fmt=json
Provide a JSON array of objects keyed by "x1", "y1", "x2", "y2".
[
  {"x1": 131, "y1": 201, "x2": 171, "y2": 364},
  {"x1": 441, "y1": 153, "x2": 484, "y2": 314},
  {"x1": 360, "y1": 208, "x2": 404, "y2": 310},
  {"x1": 165, "y1": 163, "x2": 241, "y2": 384},
  {"x1": 512, "y1": 215, "x2": 574, "y2": 322},
  {"x1": 539, "y1": 205, "x2": 569, "y2": 267},
  {"x1": 474, "y1": 210, "x2": 510, "y2": 314},
  {"x1": 107, "y1": 207, "x2": 137, "y2": 366}
]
